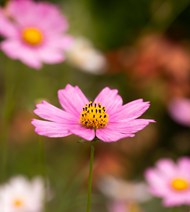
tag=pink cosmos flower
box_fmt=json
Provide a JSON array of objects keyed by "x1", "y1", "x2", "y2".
[
  {"x1": 0, "y1": 0, "x2": 72, "y2": 69},
  {"x1": 145, "y1": 157, "x2": 190, "y2": 207},
  {"x1": 32, "y1": 84, "x2": 154, "y2": 142}
]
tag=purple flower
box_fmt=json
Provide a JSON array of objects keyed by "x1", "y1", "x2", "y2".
[
  {"x1": 0, "y1": 0, "x2": 72, "y2": 69},
  {"x1": 32, "y1": 84, "x2": 154, "y2": 142},
  {"x1": 145, "y1": 157, "x2": 190, "y2": 207}
]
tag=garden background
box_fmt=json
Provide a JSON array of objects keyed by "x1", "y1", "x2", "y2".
[{"x1": 0, "y1": 0, "x2": 190, "y2": 211}]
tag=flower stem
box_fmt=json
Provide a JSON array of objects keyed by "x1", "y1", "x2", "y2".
[{"x1": 86, "y1": 142, "x2": 95, "y2": 212}]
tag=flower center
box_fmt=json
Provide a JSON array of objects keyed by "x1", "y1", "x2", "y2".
[
  {"x1": 171, "y1": 178, "x2": 189, "y2": 191},
  {"x1": 80, "y1": 101, "x2": 109, "y2": 129},
  {"x1": 22, "y1": 27, "x2": 43, "y2": 46},
  {"x1": 13, "y1": 199, "x2": 23, "y2": 208}
]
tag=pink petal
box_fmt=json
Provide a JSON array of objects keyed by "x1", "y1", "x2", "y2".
[
  {"x1": 110, "y1": 99, "x2": 151, "y2": 121},
  {"x1": 35, "y1": 2, "x2": 68, "y2": 33},
  {"x1": 58, "y1": 84, "x2": 89, "y2": 117},
  {"x1": 37, "y1": 47, "x2": 64, "y2": 64},
  {"x1": 32, "y1": 119, "x2": 71, "y2": 138},
  {"x1": 34, "y1": 100, "x2": 76, "y2": 124},
  {"x1": 0, "y1": 10, "x2": 18, "y2": 38},
  {"x1": 177, "y1": 157, "x2": 190, "y2": 178},
  {"x1": 7, "y1": 0, "x2": 68, "y2": 32},
  {"x1": 6, "y1": 0, "x2": 36, "y2": 26},
  {"x1": 107, "y1": 119, "x2": 154, "y2": 134},
  {"x1": 156, "y1": 159, "x2": 177, "y2": 179},
  {"x1": 70, "y1": 125, "x2": 95, "y2": 141},
  {"x1": 95, "y1": 119, "x2": 154, "y2": 142},
  {"x1": 1, "y1": 40, "x2": 42, "y2": 69},
  {"x1": 47, "y1": 35, "x2": 74, "y2": 50},
  {"x1": 145, "y1": 169, "x2": 170, "y2": 197},
  {"x1": 163, "y1": 192, "x2": 190, "y2": 207},
  {"x1": 94, "y1": 87, "x2": 123, "y2": 114},
  {"x1": 96, "y1": 128, "x2": 134, "y2": 142}
]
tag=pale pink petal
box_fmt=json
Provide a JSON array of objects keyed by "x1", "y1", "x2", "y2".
[
  {"x1": 7, "y1": 0, "x2": 68, "y2": 32},
  {"x1": 96, "y1": 128, "x2": 134, "y2": 142},
  {"x1": 6, "y1": 0, "x2": 36, "y2": 26},
  {"x1": 35, "y1": 2, "x2": 68, "y2": 32},
  {"x1": 37, "y1": 48, "x2": 64, "y2": 64},
  {"x1": 145, "y1": 169, "x2": 170, "y2": 196},
  {"x1": 70, "y1": 125, "x2": 95, "y2": 141},
  {"x1": 34, "y1": 100, "x2": 76, "y2": 123},
  {"x1": 156, "y1": 159, "x2": 177, "y2": 179},
  {"x1": 163, "y1": 192, "x2": 190, "y2": 207},
  {"x1": 0, "y1": 11, "x2": 18, "y2": 38},
  {"x1": 58, "y1": 84, "x2": 89, "y2": 117},
  {"x1": 110, "y1": 99, "x2": 151, "y2": 121},
  {"x1": 32, "y1": 119, "x2": 71, "y2": 138},
  {"x1": 94, "y1": 87, "x2": 123, "y2": 114},
  {"x1": 1, "y1": 40, "x2": 20, "y2": 58},
  {"x1": 47, "y1": 35, "x2": 74, "y2": 50},
  {"x1": 1, "y1": 40, "x2": 42, "y2": 69},
  {"x1": 177, "y1": 157, "x2": 190, "y2": 178},
  {"x1": 168, "y1": 98, "x2": 190, "y2": 127}
]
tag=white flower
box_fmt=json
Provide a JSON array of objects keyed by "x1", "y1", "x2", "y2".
[
  {"x1": 0, "y1": 176, "x2": 46, "y2": 212},
  {"x1": 66, "y1": 37, "x2": 106, "y2": 74},
  {"x1": 98, "y1": 176, "x2": 152, "y2": 202}
]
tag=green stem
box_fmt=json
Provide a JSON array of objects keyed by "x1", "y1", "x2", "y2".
[{"x1": 86, "y1": 142, "x2": 95, "y2": 212}]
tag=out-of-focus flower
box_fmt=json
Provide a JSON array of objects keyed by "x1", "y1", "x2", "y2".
[
  {"x1": 168, "y1": 98, "x2": 190, "y2": 127},
  {"x1": 0, "y1": 176, "x2": 46, "y2": 212},
  {"x1": 98, "y1": 176, "x2": 151, "y2": 212},
  {"x1": 92, "y1": 151, "x2": 125, "y2": 183},
  {"x1": 106, "y1": 34, "x2": 190, "y2": 83},
  {"x1": 66, "y1": 37, "x2": 106, "y2": 74},
  {"x1": 32, "y1": 84, "x2": 154, "y2": 142},
  {"x1": 99, "y1": 176, "x2": 152, "y2": 202},
  {"x1": 108, "y1": 201, "x2": 142, "y2": 212},
  {"x1": 145, "y1": 157, "x2": 190, "y2": 207},
  {"x1": 0, "y1": 0, "x2": 72, "y2": 69}
]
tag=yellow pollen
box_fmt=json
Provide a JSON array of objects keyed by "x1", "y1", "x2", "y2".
[
  {"x1": 171, "y1": 178, "x2": 189, "y2": 191},
  {"x1": 80, "y1": 101, "x2": 109, "y2": 129},
  {"x1": 22, "y1": 27, "x2": 43, "y2": 46},
  {"x1": 13, "y1": 199, "x2": 23, "y2": 207}
]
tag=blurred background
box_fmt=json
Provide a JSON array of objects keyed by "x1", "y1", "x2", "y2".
[{"x1": 0, "y1": 0, "x2": 190, "y2": 211}]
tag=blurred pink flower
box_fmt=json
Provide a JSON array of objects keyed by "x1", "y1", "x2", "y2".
[
  {"x1": 168, "y1": 98, "x2": 190, "y2": 127},
  {"x1": 0, "y1": 0, "x2": 72, "y2": 69},
  {"x1": 145, "y1": 157, "x2": 190, "y2": 207},
  {"x1": 32, "y1": 84, "x2": 154, "y2": 142},
  {"x1": 108, "y1": 201, "x2": 128, "y2": 212}
]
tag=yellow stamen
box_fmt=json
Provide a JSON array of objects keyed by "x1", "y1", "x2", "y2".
[
  {"x1": 13, "y1": 199, "x2": 23, "y2": 207},
  {"x1": 171, "y1": 178, "x2": 189, "y2": 191},
  {"x1": 22, "y1": 27, "x2": 43, "y2": 46},
  {"x1": 80, "y1": 101, "x2": 109, "y2": 129}
]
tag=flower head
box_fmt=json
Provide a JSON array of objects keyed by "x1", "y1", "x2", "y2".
[
  {"x1": 145, "y1": 157, "x2": 190, "y2": 207},
  {"x1": 98, "y1": 176, "x2": 152, "y2": 212},
  {"x1": 0, "y1": 176, "x2": 46, "y2": 212},
  {"x1": 98, "y1": 176, "x2": 152, "y2": 202},
  {"x1": 32, "y1": 84, "x2": 154, "y2": 142},
  {"x1": 0, "y1": 0, "x2": 73, "y2": 69},
  {"x1": 65, "y1": 37, "x2": 106, "y2": 74}
]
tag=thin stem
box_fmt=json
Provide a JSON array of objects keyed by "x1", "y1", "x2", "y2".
[{"x1": 86, "y1": 142, "x2": 95, "y2": 212}]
